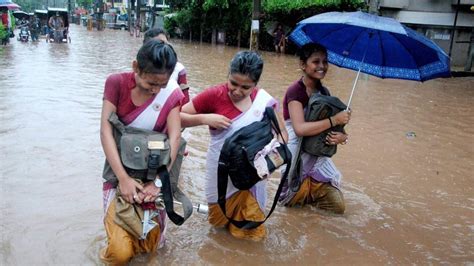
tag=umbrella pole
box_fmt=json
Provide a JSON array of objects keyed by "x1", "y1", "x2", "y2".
[
  {"x1": 346, "y1": 33, "x2": 372, "y2": 110},
  {"x1": 346, "y1": 68, "x2": 361, "y2": 110}
]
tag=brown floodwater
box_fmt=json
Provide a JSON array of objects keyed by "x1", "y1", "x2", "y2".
[{"x1": 0, "y1": 25, "x2": 473, "y2": 265}]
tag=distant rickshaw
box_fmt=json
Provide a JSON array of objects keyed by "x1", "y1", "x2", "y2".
[
  {"x1": 46, "y1": 7, "x2": 70, "y2": 43},
  {"x1": 34, "y1": 9, "x2": 48, "y2": 35}
]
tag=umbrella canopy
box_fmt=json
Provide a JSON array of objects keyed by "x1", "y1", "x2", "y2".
[
  {"x1": 13, "y1": 10, "x2": 29, "y2": 19},
  {"x1": 289, "y1": 11, "x2": 450, "y2": 82}
]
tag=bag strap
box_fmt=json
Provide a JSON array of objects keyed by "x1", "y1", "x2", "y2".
[
  {"x1": 218, "y1": 153, "x2": 291, "y2": 229},
  {"x1": 167, "y1": 138, "x2": 193, "y2": 224},
  {"x1": 217, "y1": 107, "x2": 292, "y2": 229},
  {"x1": 151, "y1": 141, "x2": 193, "y2": 226},
  {"x1": 148, "y1": 152, "x2": 192, "y2": 226},
  {"x1": 264, "y1": 107, "x2": 283, "y2": 138},
  {"x1": 108, "y1": 112, "x2": 127, "y2": 133},
  {"x1": 157, "y1": 166, "x2": 186, "y2": 225}
]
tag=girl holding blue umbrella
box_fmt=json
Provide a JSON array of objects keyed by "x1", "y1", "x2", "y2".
[{"x1": 279, "y1": 43, "x2": 351, "y2": 214}]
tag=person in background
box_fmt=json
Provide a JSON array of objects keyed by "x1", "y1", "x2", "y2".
[
  {"x1": 48, "y1": 12, "x2": 64, "y2": 31},
  {"x1": 30, "y1": 15, "x2": 40, "y2": 42},
  {"x1": 0, "y1": 10, "x2": 9, "y2": 45},
  {"x1": 19, "y1": 17, "x2": 28, "y2": 27},
  {"x1": 144, "y1": 28, "x2": 190, "y2": 104},
  {"x1": 279, "y1": 43, "x2": 351, "y2": 214},
  {"x1": 273, "y1": 24, "x2": 286, "y2": 54},
  {"x1": 1, "y1": 10, "x2": 8, "y2": 27}
]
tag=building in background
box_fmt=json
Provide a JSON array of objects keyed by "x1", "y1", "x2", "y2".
[
  {"x1": 103, "y1": 0, "x2": 169, "y2": 29},
  {"x1": 370, "y1": 0, "x2": 474, "y2": 69}
]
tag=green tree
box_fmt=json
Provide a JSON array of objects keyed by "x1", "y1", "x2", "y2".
[
  {"x1": 0, "y1": 24, "x2": 8, "y2": 41},
  {"x1": 77, "y1": 0, "x2": 93, "y2": 9},
  {"x1": 263, "y1": 0, "x2": 365, "y2": 24},
  {"x1": 13, "y1": 0, "x2": 36, "y2": 12},
  {"x1": 13, "y1": 0, "x2": 72, "y2": 12},
  {"x1": 165, "y1": 0, "x2": 366, "y2": 50}
]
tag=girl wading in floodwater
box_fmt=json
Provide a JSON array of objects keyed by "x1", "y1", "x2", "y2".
[
  {"x1": 279, "y1": 43, "x2": 351, "y2": 213},
  {"x1": 100, "y1": 40, "x2": 184, "y2": 264}
]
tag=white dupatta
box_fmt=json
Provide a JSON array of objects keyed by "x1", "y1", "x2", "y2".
[
  {"x1": 205, "y1": 89, "x2": 277, "y2": 210},
  {"x1": 128, "y1": 79, "x2": 179, "y2": 130}
]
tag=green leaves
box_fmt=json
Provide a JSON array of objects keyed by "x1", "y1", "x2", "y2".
[
  {"x1": 11, "y1": 0, "x2": 77, "y2": 12},
  {"x1": 0, "y1": 24, "x2": 8, "y2": 40},
  {"x1": 77, "y1": 0, "x2": 94, "y2": 9},
  {"x1": 263, "y1": 0, "x2": 364, "y2": 14},
  {"x1": 203, "y1": 0, "x2": 229, "y2": 11},
  {"x1": 165, "y1": 0, "x2": 366, "y2": 48}
]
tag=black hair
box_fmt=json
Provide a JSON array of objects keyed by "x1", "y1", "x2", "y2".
[
  {"x1": 136, "y1": 39, "x2": 177, "y2": 75},
  {"x1": 298, "y1": 43, "x2": 328, "y2": 63},
  {"x1": 229, "y1": 51, "x2": 264, "y2": 83},
  {"x1": 143, "y1": 28, "x2": 168, "y2": 44}
]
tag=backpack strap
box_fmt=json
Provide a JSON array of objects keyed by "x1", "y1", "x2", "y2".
[
  {"x1": 217, "y1": 107, "x2": 292, "y2": 229},
  {"x1": 264, "y1": 106, "x2": 283, "y2": 136},
  {"x1": 218, "y1": 151, "x2": 291, "y2": 229}
]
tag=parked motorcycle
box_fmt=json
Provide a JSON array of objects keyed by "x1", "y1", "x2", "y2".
[{"x1": 17, "y1": 26, "x2": 29, "y2": 42}]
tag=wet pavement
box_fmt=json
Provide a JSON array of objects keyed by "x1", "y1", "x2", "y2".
[{"x1": 0, "y1": 24, "x2": 473, "y2": 265}]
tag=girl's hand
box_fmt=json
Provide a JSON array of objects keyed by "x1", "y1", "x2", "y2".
[
  {"x1": 325, "y1": 131, "x2": 348, "y2": 145},
  {"x1": 203, "y1": 114, "x2": 232, "y2": 129},
  {"x1": 138, "y1": 182, "x2": 161, "y2": 203},
  {"x1": 331, "y1": 110, "x2": 351, "y2": 126},
  {"x1": 118, "y1": 177, "x2": 144, "y2": 204}
]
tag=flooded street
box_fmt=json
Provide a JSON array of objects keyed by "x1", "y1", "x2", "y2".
[{"x1": 1, "y1": 24, "x2": 473, "y2": 265}]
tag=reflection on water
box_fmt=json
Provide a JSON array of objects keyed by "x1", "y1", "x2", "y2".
[{"x1": 1, "y1": 25, "x2": 473, "y2": 265}]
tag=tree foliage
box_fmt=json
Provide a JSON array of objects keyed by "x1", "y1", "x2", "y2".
[
  {"x1": 263, "y1": 0, "x2": 365, "y2": 25},
  {"x1": 165, "y1": 0, "x2": 366, "y2": 50},
  {"x1": 203, "y1": 0, "x2": 229, "y2": 11},
  {"x1": 13, "y1": 0, "x2": 37, "y2": 12},
  {"x1": 10, "y1": 0, "x2": 72, "y2": 12},
  {"x1": 263, "y1": 0, "x2": 364, "y2": 14},
  {"x1": 77, "y1": 0, "x2": 94, "y2": 9},
  {"x1": 0, "y1": 24, "x2": 8, "y2": 40}
]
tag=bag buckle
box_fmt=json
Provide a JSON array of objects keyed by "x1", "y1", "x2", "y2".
[{"x1": 148, "y1": 154, "x2": 160, "y2": 169}]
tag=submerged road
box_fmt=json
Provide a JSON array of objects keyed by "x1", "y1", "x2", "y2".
[{"x1": 0, "y1": 24, "x2": 473, "y2": 264}]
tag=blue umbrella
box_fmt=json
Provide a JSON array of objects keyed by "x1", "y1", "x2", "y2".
[{"x1": 289, "y1": 11, "x2": 451, "y2": 108}]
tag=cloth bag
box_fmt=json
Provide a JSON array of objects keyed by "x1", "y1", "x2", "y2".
[
  {"x1": 114, "y1": 179, "x2": 164, "y2": 239},
  {"x1": 302, "y1": 93, "x2": 347, "y2": 157}
]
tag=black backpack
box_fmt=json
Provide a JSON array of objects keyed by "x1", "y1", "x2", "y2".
[{"x1": 217, "y1": 107, "x2": 292, "y2": 229}]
